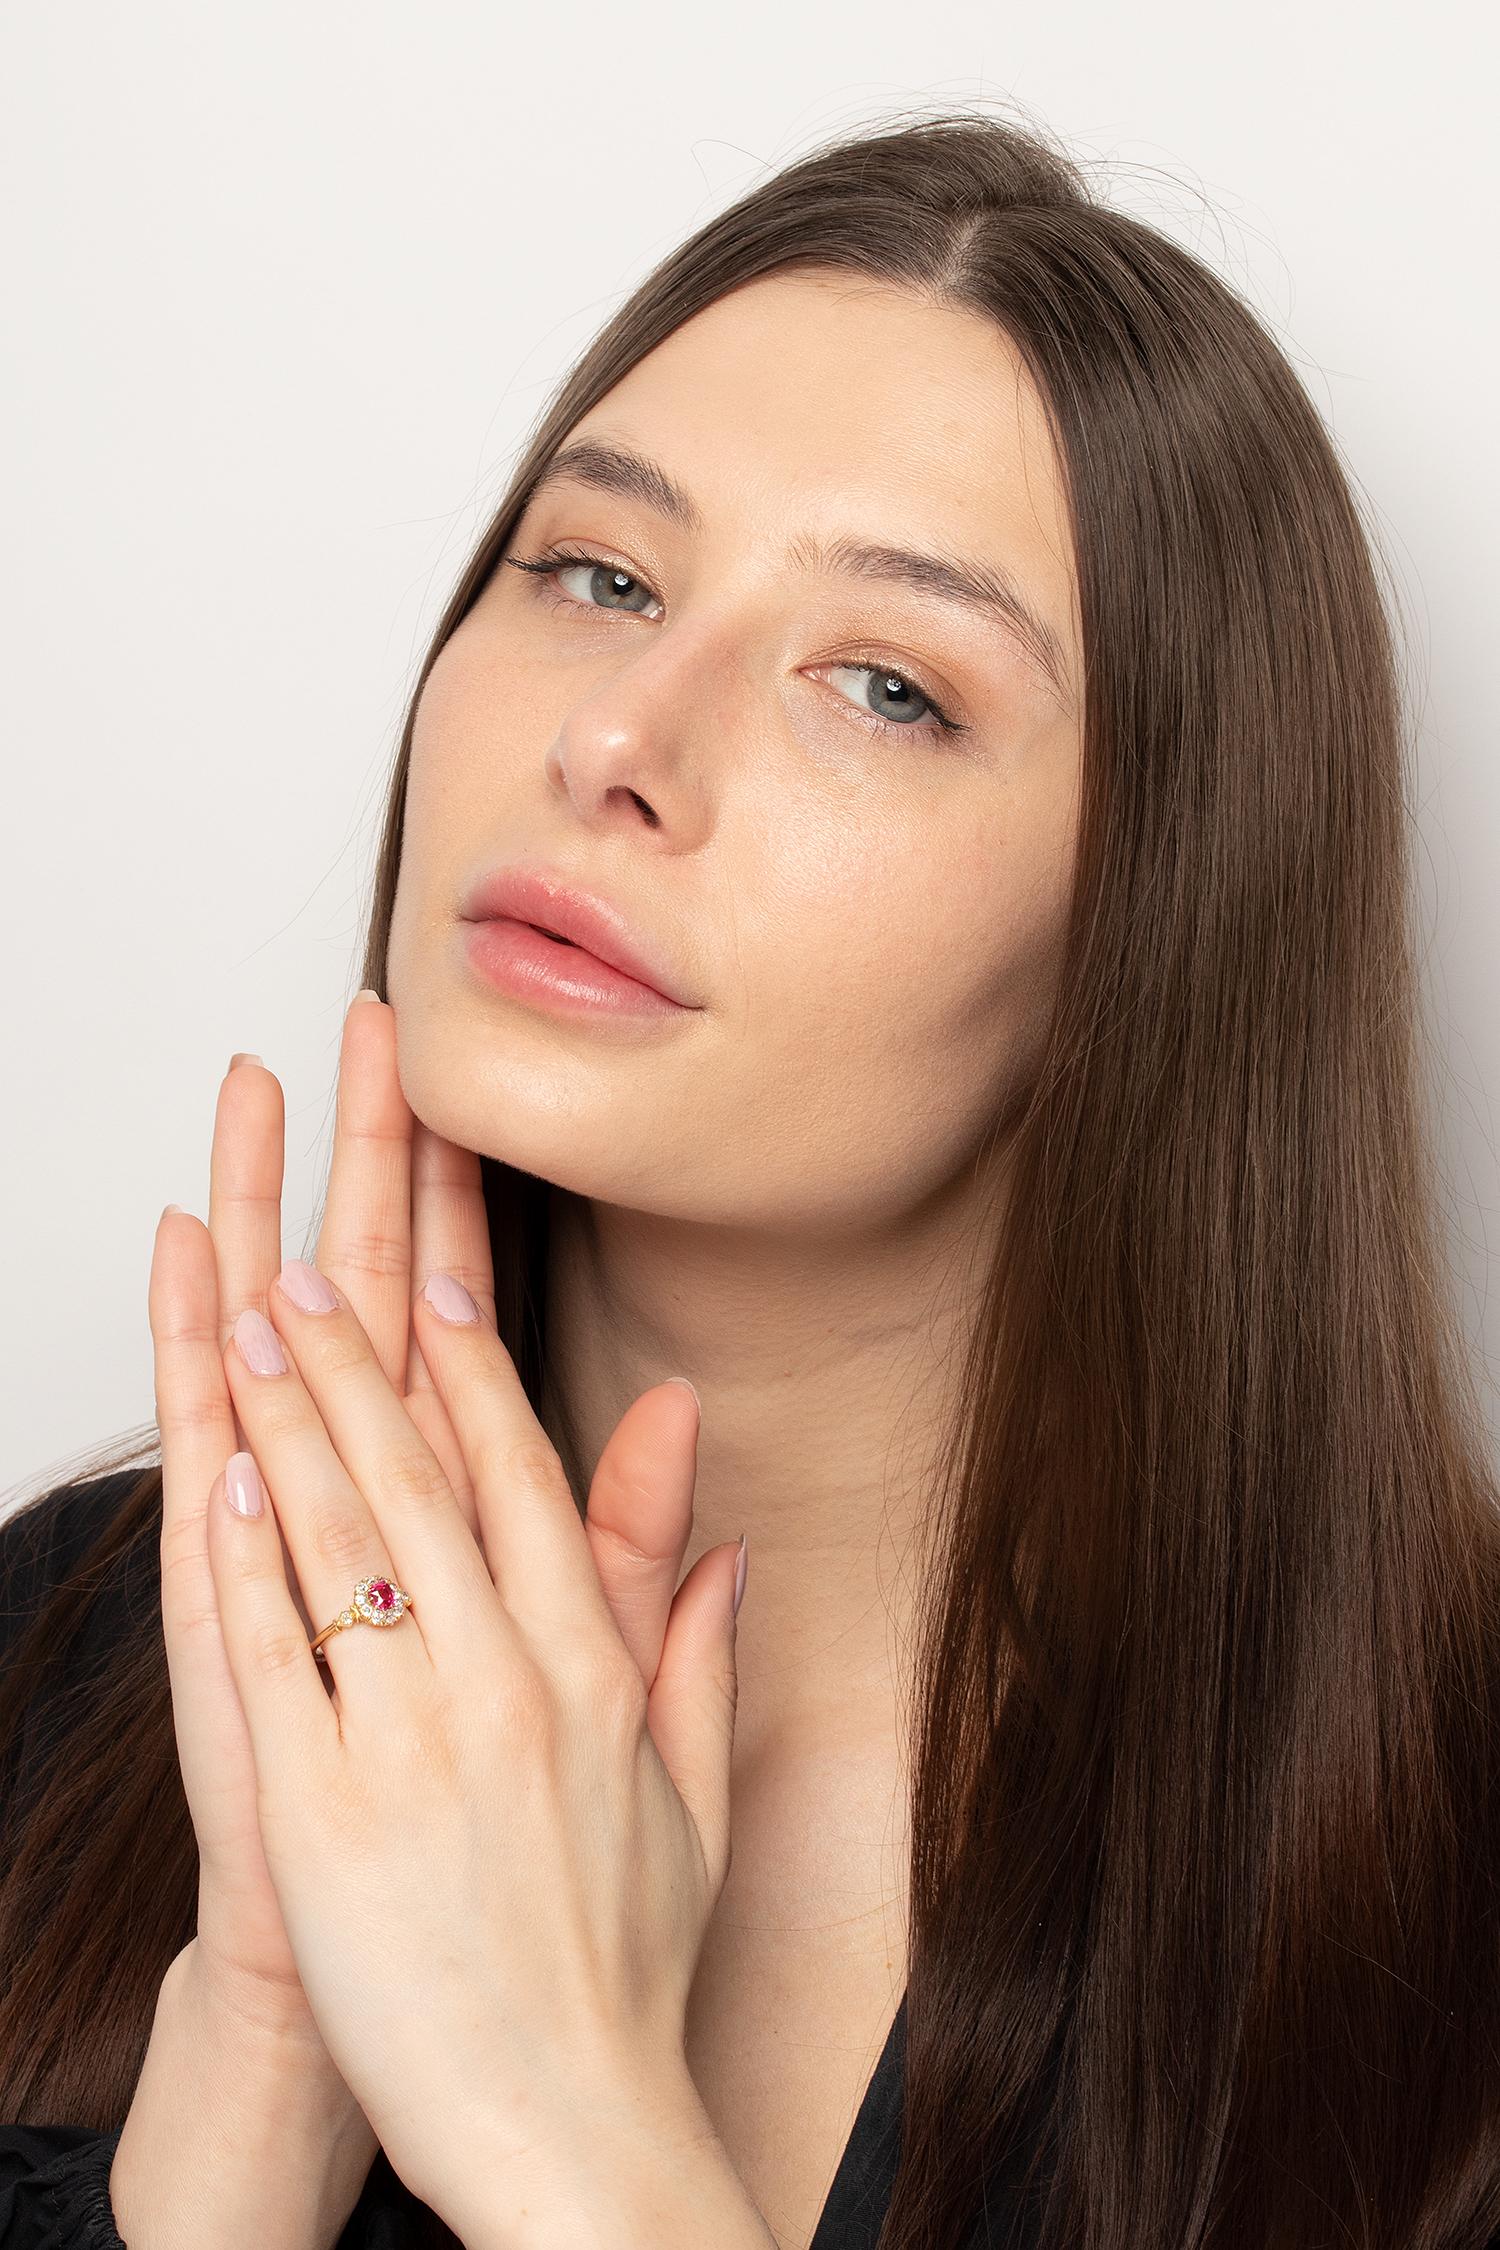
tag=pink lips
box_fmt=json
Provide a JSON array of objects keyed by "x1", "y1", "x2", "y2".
[{"x1": 459, "y1": 863, "x2": 696, "y2": 1018}]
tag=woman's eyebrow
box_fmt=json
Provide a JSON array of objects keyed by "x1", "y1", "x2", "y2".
[{"x1": 521, "y1": 437, "x2": 1072, "y2": 708}]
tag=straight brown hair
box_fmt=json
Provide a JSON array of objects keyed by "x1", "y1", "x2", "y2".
[{"x1": 6, "y1": 103, "x2": 1500, "y2": 2249}]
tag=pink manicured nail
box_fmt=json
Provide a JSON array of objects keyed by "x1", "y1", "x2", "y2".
[
  {"x1": 732, "y1": 1533, "x2": 748, "y2": 1619},
  {"x1": 233, "y1": 1307, "x2": 287, "y2": 1376},
  {"x1": 422, "y1": 1271, "x2": 480, "y2": 1324},
  {"x1": 278, "y1": 1259, "x2": 339, "y2": 1314},
  {"x1": 225, "y1": 1452, "x2": 265, "y2": 1517}
]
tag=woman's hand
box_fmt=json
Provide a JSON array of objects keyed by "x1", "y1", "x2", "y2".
[
  {"x1": 148, "y1": 991, "x2": 493, "y2": 2052},
  {"x1": 200, "y1": 1233, "x2": 740, "y2": 2237},
  {"x1": 149, "y1": 991, "x2": 714, "y2": 2070}
]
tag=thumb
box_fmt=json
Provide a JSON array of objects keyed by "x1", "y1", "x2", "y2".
[{"x1": 646, "y1": 1534, "x2": 746, "y2": 1890}]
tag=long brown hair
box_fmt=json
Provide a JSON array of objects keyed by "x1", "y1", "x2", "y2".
[{"x1": 6, "y1": 101, "x2": 1500, "y2": 2249}]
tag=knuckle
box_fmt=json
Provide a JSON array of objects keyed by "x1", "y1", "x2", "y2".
[
  {"x1": 569, "y1": 1643, "x2": 649, "y2": 1735},
  {"x1": 483, "y1": 1659, "x2": 553, "y2": 1743},
  {"x1": 157, "y1": 1393, "x2": 232, "y2": 1443},
  {"x1": 171, "y1": 1599, "x2": 226, "y2": 1646},
  {"x1": 246, "y1": 1618, "x2": 310, "y2": 1681},
  {"x1": 379, "y1": 1697, "x2": 459, "y2": 1784},
  {"x1": 153, "y1": 1310, "x2": 222, "y2": 1350},
  {"x1": 314, "y1": 1326, "x2": 375, "y2": 1379},
  {"x1": 319, "y1": 1229, "x2": 409, "y2": 1284},
  {"x1": 306, "y1": 1498, "x2": 376, "y2": 1573},
  {"x1": 235, "y1": 1391, "x2": 303, "y2": 1448},
  {"x1": 502, "y1": 1434, "x2": 569, "y2": 1498},
  {"x1": 160, "y1": 1554, "x2": 223, "y2": 1639},
  {"x1": 590, "y1": 1514, "x2": 671, "y2": 1578},
  {"x1": 159, "y1": 1530, "x2": 207, "y2": 1595},
  {"x1": 214, "y1": 1177, "x2": 280, "y2": 1215},
  {"x1": 386, "y1": 1446, "x2": 454, "y2": 1514}
]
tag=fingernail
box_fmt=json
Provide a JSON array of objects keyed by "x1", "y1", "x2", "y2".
[
  {"x1": 234, "y1": 1307, "x2": 288, "y2": 1376},
  {"x1": 224, "y1": 1452, "x2": 265, "y2": 1517},
  {"x1": 160, "y1": 1203, "x2": 185, "y2": 1223},
  {"x1": 351, "y1": 988, "x2": 382, "y2": 1006},
  {"x1": 664, "y1": 1377, "x2": 701, "y2": 1413},
  {"x1": 422, "y1": 1271, "x2": 480, "y2": 1324},
  {"x1": 732, "y1": 1532, "x2": 748, "y2": 1619},
  {"x1": 228, "y1": 1052, "x2": 262, "y2": 1072},
  {"x1": 277, "y1": 1258, "x2": 340, "y2": 1314}
]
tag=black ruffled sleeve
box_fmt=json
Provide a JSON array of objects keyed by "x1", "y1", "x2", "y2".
[
  {"x1": 0, "y1": 2124, "x2": 127, "y2": 2248},
  {"x1": 0, "y1": 2119, "x2": 434, "y2": 2246}
]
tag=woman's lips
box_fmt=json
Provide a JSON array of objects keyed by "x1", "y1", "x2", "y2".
[
  {"x1": 459, "y1": 863, "x2": 695, "y2": 1001},
  {"x1": 463, "y1": 916, "x2": 692, "y2": 1019}
]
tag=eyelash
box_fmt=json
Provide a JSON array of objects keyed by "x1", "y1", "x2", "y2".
[{"x1": 501, "y1": 546, "x2": 970, "y2": 744}]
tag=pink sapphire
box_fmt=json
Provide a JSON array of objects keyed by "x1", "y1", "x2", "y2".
[{"x1": 367, "y1": 1578, "x2": 395, "y2": 1612}]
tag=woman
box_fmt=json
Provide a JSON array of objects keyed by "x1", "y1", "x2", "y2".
[{"x1": 4, "y1": 103, "x2": 1499, "y2": 2250}]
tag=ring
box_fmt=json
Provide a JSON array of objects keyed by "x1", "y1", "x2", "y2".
[{"x1": 309, "y1": 1575, "x2": 415, "y2": 1661}]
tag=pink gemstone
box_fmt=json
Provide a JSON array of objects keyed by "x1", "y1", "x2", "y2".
[{"x1": 367, "y1": 1578, "x2": 395, "y2": 1611}]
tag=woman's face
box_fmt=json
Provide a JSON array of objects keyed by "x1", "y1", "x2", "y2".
[{"x1": 387, "y1": 267, "x2": 1083, "y2": 1234}]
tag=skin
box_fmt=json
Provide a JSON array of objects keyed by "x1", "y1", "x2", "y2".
[
  {"x1": 132, "y1": 1009, "x2": 723, "y2": 2249},
  {"x1": 131, "y1": 267, "x2": 1085, "y2": 2249},
  {"x1": 389, "y1": 264, "x2": 1083, "y2": 1742},
  {"x1": 382, "y1": 265, "x2": 1085, "y2": 2226}
]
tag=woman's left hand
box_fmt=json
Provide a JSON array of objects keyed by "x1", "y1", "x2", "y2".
[{"x1": 205, "y1": 1249, "x2": 745, "y2": 2235}]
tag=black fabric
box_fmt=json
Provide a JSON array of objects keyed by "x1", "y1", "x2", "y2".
[
  {"x1": 0, "y1": 2125, "x2": 127, "y2": 2250},
  {"x1": 0, "y1": 1473, "x2": 1037, "y2": 2247},
  {"x1": 0, "y1": 2029, "x2": 946, "y2": 2250}
]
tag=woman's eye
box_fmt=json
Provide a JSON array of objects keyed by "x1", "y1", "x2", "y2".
[
  {"x1": 504, "y1": 549, "x2": 660, "y2": 617},
  {"x1": 819, "y1": 663, "x2": 961, "y2": 738},
  {"x1": 501, "y1": 547, "x2": 969, "y2": 743}
]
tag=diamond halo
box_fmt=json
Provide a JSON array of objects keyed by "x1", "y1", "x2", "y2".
[{"x1": 352, "y1": 1575, "x2": 410, "y2": 1627}]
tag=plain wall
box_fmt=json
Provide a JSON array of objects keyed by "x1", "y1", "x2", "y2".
[{"x1": 4, "y1": 2, "x2": 1496, "y2": 1504}]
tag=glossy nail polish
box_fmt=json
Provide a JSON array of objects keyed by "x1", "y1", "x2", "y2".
[{"x1": 233, "y1": 1308, "x2": 287, "y2": 1376}]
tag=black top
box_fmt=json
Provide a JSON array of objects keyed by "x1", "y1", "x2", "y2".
[{"x1": 0, "y1": 1473, "x2": 1038, "y2": 2248}]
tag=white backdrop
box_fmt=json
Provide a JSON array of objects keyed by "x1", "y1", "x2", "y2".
[{"x1": 4, "y1": 3, "x2": 1496, "y2": 1505}]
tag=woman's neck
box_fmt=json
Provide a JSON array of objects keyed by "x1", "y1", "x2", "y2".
[{"x1": 536, "y1": 1181, "x2": 996, "y2": 1740}]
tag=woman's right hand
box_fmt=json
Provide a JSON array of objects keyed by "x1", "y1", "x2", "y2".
[{"x1": 145, "y1": 990, "x2": 705, "y2": 2075}]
